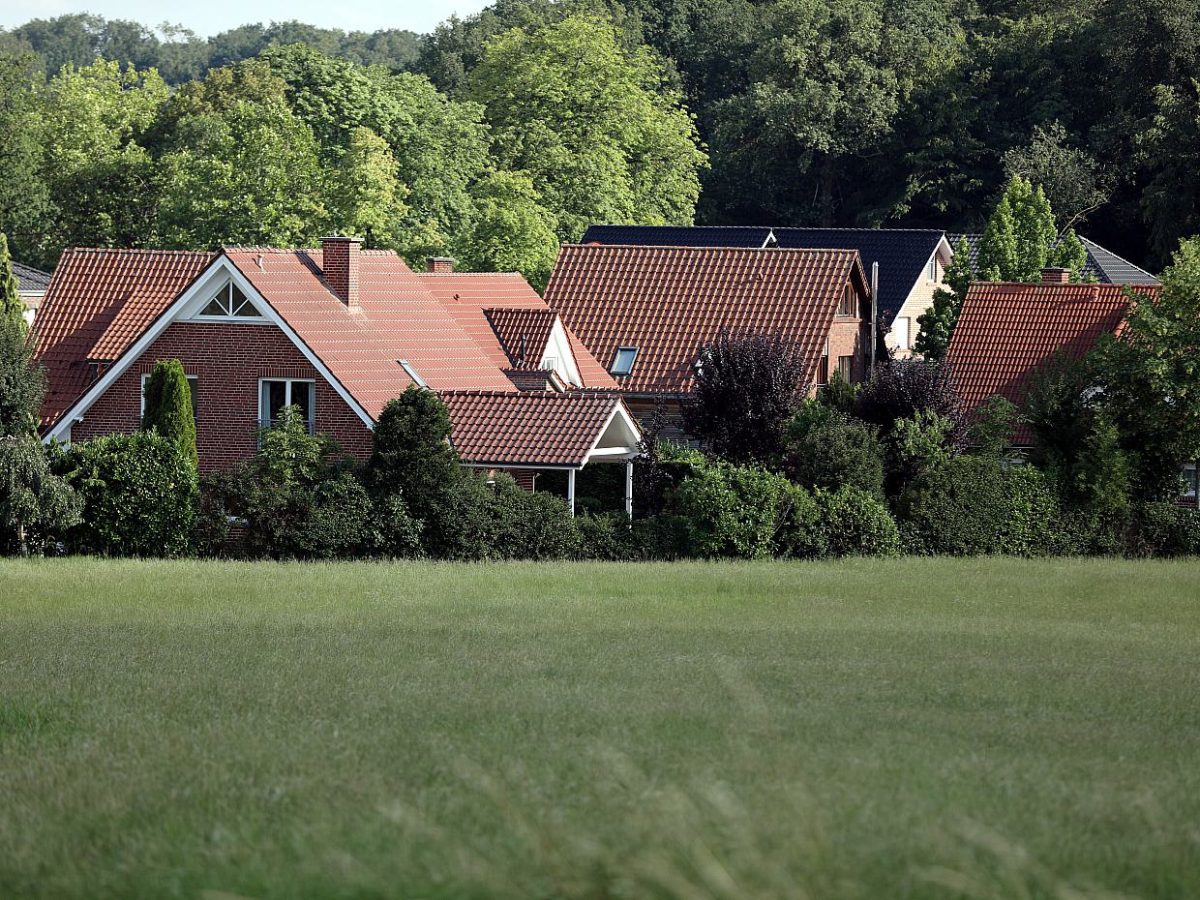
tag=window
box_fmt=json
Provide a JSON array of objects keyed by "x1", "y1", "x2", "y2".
[
  {"x1": 259, "y1": 379, "x2": 315, "y2": 432},
  {"x1": 141, "y1": 373, "x2": 198, "y2": 419},
  {"x1": 610, "y1": 346, "x2": 638, "y2": 377},
  {"x1": 816, "y1": 338, "x2": 830, "y2": 385},
  {"x1": 1183, "y1": 463, "x2": 1198, "y2": 503},
  {"x1": 892, "y1": 316, "x2": 911, "y2": 352},
  {"x1": 838, "y1": 284, "x2": 856, "y2": 317},
  {"x1": 928, "y1": 257, "x2": 939, "y2": 281},
  {"x1": 198, "y1": 281, "x2": 259, "y2": 319},
  {"x1": 836, "y1": 355, "x2": 854, "y2": 382}
]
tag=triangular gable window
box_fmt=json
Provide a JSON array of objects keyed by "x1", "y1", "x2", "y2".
[{"x1": 198, "y1": 281, "x2": 259, "y2": 318}]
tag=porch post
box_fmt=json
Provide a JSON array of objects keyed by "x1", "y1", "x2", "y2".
[
  {"x1": 624, "y1": 460, "x2": 633, "y2": 521},
  {"x1": 567, "y1": 468, "x2": 576, "y2": 517}
]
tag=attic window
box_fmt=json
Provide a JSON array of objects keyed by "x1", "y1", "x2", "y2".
[
  {"x1": 198, "y1": 281, "x2": 259, "y2": 318},
  {"x1": 610, "y1": 347, "x2": 638, "y2": 377},
  {"x1": 838, "y1": 284, "x2": 856, "y2": 317}
]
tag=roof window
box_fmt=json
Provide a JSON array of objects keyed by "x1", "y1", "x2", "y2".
[{"x1": 610, "y1": 346, "x2": 638, "y2": 377}]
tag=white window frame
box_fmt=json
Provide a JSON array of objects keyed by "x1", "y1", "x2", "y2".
[
  {"x1": 258, "y1": 378, "x2": 316, "y2": 432},
  {"x1": 195, "y1": 280, "x2": 265, "y2": 322},
  {"x1": 140, "y1": 373, "x2": 199, "y2": 419},
  {"x1": 928, "y1": 257, "x2": 938, "y2": 281},
  {"x1": 892, "y1": 316, "x2": 912, "y2": 352},
  {"x1": 610, "y1": 346, "x2": 638, "y2": 377},
  {"x1": 1183, "y1": 463, "x2": 1198, "y2": 500}
]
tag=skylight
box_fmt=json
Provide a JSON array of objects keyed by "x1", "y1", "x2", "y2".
[
  {"x1": 610, "y1": 346, "x2": 638, "y2": 377},
  {"x1": 198, "y1": 281, "x2": 258, "y2": 318}
]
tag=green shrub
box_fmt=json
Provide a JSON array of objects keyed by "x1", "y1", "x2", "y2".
[
  {"x1": 56, "y1": 431, "x2": 197, "y2": 557},
  {"x1": 490, "y1": 475, "x2": 582, "y2": 560},
  {"x1": 373, "y1": 494, "x2": 423, "y2": 559},
  {"x1": 900, "y1": 457, "x2": 1060, "y2": 556},
  {"x1": 776, "y1": 481, "x2": 826, "y2": 559},
  {"x1": 817, "y1": 486, "x2": 901, "y2": 557},
  {"x1": 576, "y1": 512, "x2": 637, "y2": 561},
  {"x1": 673, "y1": 462, "x2": 786, "y2": 559},
  {"x1": 0, "y1": 434, "x2": 81, "y2": 555},
  {"x1": 1132, "y1": 503, "x2": 1200, "y2": 557},
  {"x1": 784, "y1": 402, "x2": 884, "y2": 497},
  {"x1": 141, "y1": 358, "x2": 197, "y2": 470},
  {"x1": 293, "y1": 471, "x2": 376, "y2": 560}
]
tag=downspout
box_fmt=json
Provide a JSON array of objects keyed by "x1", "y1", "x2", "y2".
[{"x1": 870, "y1": 262, "x2": 880, "y2": 378}]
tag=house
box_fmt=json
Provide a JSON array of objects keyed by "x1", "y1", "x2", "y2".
[
  {"x1": 543, "y1": 243, "x2": 872, "y2": 427},
  {"x1": 948, "y1": 233, "x2": 1161, "y2": 286},
  {"x1": 13, "y1": 260, "x2": 51, "y2": 325},
  {"x1": 578, "y1": 225, "x2": 953, "y2": 356},
  {"x1": 33, "y1": 238, "x2": 640, "y2": 513}
]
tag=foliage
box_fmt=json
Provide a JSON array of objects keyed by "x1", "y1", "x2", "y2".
[
  {"x1": 0, "y1": 316, "x2": 44, "y2": 438},
  {"x1": 673, "y1": 460, "x2": 811, "y2": 560},
  {"x1": 853, "y1": 357, "x2": 962, "y2": 441},
  {"x1": 1003, "y1": 122, "x2": 1109, "y2": 231},
  {"x1": 140, "y1": 359, "x2": 197, "y2": 470},
  {"x1": 0, "y1": 53, "x2": 52, "y2": 265},
  {"x1": 0, "y1": 435, "x2": 80, "y2": 555},
  {"x1": 899, "y1": 457, "x2": 1059, "y2": 557},
  {"x1": 816, "y1": 370, "x2": 857, "y2": 414},
  {"x1": 465, "y1": 14, "x2": 705, "y2": 241},
  {"x1": 682, "y1": 330, "x2": 809, "y2": 466},
  {"x1": 886, "y1": 410, "x2": 959, "y2": 499},
  {"x1": 977, "y1": 176, "x2": 1059, "y2": 283},
  {"x1": 490, "y1": 474, "x2": 582, "y2": 560},
  {"x1": 1132, "y1": 502, "x2": 1200, "y2": 558},
  {"x1": 55, "y1": 431, "x2": 196, "y2": 557},
  {"x1": 968, "y1": 396, "x2": 1019, "y2": 459},
  {"x1": 323, "y1": 126, "x2": 410, "y2": 251},
  {"x1": 783, "y1": 401, "x2": 884, "y2": 497},
  {"x1": 0, "y1": 234, "x2": 23, "y2": 326},
  {"x1": 456, "y1": 171, "x2": 559, "y2": 291},
  {"x1": 816, "y1": 486, "x2": 900, "y2": 558},
  {"x1": 1091, "y1": 239, "x2": 1200, "y2": 501},
  {"x1": 914, "y1": 235, "x2": 973, "y2": 361},
  {"x1": 1139, "y1": 82, "x2": 1200, "y2": 261}
]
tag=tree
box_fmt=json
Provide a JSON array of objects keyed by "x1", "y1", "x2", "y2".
[
  {"x1": 1139, "y1": 82, "x2": 1200, "y2": 263},
  {"x1": 681, "y1": 330, "x2": 809, "y2": 466},
  {"x1": 365, "y1": 388, "x2": 461, "y2": 524},
  {"x1": 0, "y1": 316, "x2": 44, "y2": 438},
  {"x1": 0, "y1": 435, "x2": 80, "y2": 556},
  {"x1": 783, "y1": 401, "x2": 884, "y2": 496},
  {"x1": 1003, "y1": 122, "x2": 1110, "y2": 232},
  {"x1": 465, "y1": 14, "x2": 706, "y2": 241},
  {"x1": 0, "y1": 52, "x2": 52, "y2": 266},
  {"x1": 324, "y1": 127, "x2": 410, "y2": 251},
  {"x1": 141, "y1": 359, "x2": 197, "y2": 470},
  {"x1": 0, "y1": 234, "x2": 23, "y2": 327},
  {"x1": 1092, "y1": 237, "x2": 1200, "y2": 500},
  {"x1": 456, "y1": 171, "x2": 559, "y2": 290},
  {"x1": 914, "y1": 236, "x2": 973, "y2": 361},
  {"x1": 853, "y1": 357, "x2": 963, "y2": 441}
]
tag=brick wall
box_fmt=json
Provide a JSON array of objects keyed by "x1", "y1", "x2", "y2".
[{"x1": 74, "y1": 321, "x2": 373, "y2": 472}]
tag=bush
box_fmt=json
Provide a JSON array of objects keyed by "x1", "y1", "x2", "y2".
[
  {"x1": 0, "y1": 434, "x2": 81, "y2": 555},
  {"x1": 776, "y1": 481, "x2": 826, "y2": 559},
  {"x1": 141, "y1": 358, "x2": 197, "y2": 470},
  {"x1": 784, "y1": 401, "x2": 884, "y2": 497},
  {"x1": 491, "y1": 475, "x2": 581, "y2": 560},
  {"x1": 672, "y1": 461, "x2": 821, "y2": 560},
  {"x1": 373, "y1": 494, "x2": 423, "y2": 559},
  {"x1": 899, "y1": 457, "x2": 1060, "y2": 556},
  {"x1": 1131, "y1": 503, "x2": 1200, "y2": 557},
  {"x1": 817, "y1": 486, "x2": 901, "y2": 557},
  {"x1": 56, "y1": 431, "x2": 197, "y2": 557},
  {"x1": 886, "y1": 409, "x2": 959, "y2": 499},
  {"x1": 854, "y1": 357, "x2": 964, "y2": 441}
]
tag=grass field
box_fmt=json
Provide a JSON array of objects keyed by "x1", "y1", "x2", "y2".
[{"x1": 1, "y1": 558, "x2": 1199, "y2": 899}]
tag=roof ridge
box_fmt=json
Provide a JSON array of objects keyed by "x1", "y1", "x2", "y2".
[{"x1": 566, "y1": 244, "x2": 860, "y2": 255}]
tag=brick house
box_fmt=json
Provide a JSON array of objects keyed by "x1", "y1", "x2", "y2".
[
  {"x1": 543, "y1": 243, "x2": 873, "y2": 429},
  {"x1": 945, "y1": 268, "x2": 1195, "y2": 505},
  {"x1": 34, "y1": 238, "x2": 641, "y2": 513},
  {"x1": 578, "y1": 225, "x2": 953, "y2": 357}
]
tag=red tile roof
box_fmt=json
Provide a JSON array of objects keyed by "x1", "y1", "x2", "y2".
[
  {"x1": 418, "y1": 272, "x2": 616, "y2": 388},
  {"x1": 544, "y1": 245, "x2": 865, "y2": 394},
  {"x1": 441, "y1": 390, "x2": 632, "y2": 467},
  {"x1": 223, "y1": 248, "x2": 516, "y2": 419},
  {"x1": 33, "y1": 248, "x2": 215, "y2": 426},
  {"x1": 484, "y1": 307, "x2": 558, "y2": 368},
  {"x1": 946, "y1": 280, "x2": 1161, "y2": 444}
]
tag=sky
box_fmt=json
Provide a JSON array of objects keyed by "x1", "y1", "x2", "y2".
[{"x1": 0, "y1": 0, "x2": 493, "y2": 36}]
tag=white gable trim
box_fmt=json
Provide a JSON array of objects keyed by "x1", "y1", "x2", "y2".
[
  {"x1": 541, "y1": 317, "x2": 583, "y2": 387},
  {"x1": 894, "y1": 234, "x2": 956, "y2": 319},
  {"x1": 44, "y1": 255, "x2": 375, "y2": 443},
  {"x1": 581, "y1": 401, "x2": 641, "y2": 466}
]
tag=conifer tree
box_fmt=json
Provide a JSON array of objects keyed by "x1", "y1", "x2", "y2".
[
  {"x1": 0, "y1": 234, "x2": 23, "y2": 328},
  {"x1": 141, "y1": 359, "x2": 198, "y2": 470}
]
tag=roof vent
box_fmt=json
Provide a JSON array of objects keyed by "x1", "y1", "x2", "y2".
[
  {"x1": 1041, "y1": 267, "x2": 1071, "y2": 285},
  {"x1": 321, "y1": 236, "x2": 361, "y2": 307}
]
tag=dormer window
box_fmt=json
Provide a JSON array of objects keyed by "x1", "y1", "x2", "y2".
[
  {"x1": 198, "y1": 281, "x2": 259, "y2": 319},
  {"x1": 610, "y1": 346, "x2": 638, "y2": 377}
]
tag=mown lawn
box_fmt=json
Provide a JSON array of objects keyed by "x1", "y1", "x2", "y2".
[{"x1": 1, "y1": 558, "x2": 1198, "y2": 899}]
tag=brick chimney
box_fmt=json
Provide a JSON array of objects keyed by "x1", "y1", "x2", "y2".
[
  {"x1": 426, "y1": 256, "x2": 455, "y2": 274},
  {"x1": 1041, "y1": 267, "x2": 1071, "y2": 285},
  {"x1": 322, "y1": 236, "x2": 361, "y2": 307}
]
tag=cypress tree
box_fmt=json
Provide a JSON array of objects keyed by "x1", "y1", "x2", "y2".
[
  {"x1": 977, "y1": 190, "x2": 1020, "y2": 281},
  {"x1": 0, "y1": 316, "x2": 43, "y2": 438},
  {"x1": 141, "y1": 359, "x2": 198, "y2": 470},
  {"x1": 0, "y1": 233, "x2": 23, "y2": 327}
]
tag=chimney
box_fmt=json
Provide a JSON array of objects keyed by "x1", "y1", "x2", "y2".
[
  {"x1": 426, "y1": 256, "x2": 455, "y2": 274},
  {"x1": 322, "y1": 236, "x2": 361, "y2": 307},
  {"x1": 1041, "y1": 267, "x2": 1071, "y2": 285}
]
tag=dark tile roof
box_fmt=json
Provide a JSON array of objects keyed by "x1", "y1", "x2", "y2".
[
  {"x1": 13, "y1": 261, "x2": 51, "y2": 293},
  {"x1": 946, "y1": 281, "x2": 1161, "y2": 445},
  {"x1": 947, "y1": 234, "x2": 1160, "y2": 286},
  {"x1": 545, "y1": 244, "x2": 865, "y2": 395},
  {"x1": 579, "y1": 224, "x2": 945, "y2": 320},
  {"x1": 484, "y1": 307, "x2": 558, "y2": 369},
  {"x1": 440, "y1": 389, "x2": 632, "y2": 467}
]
